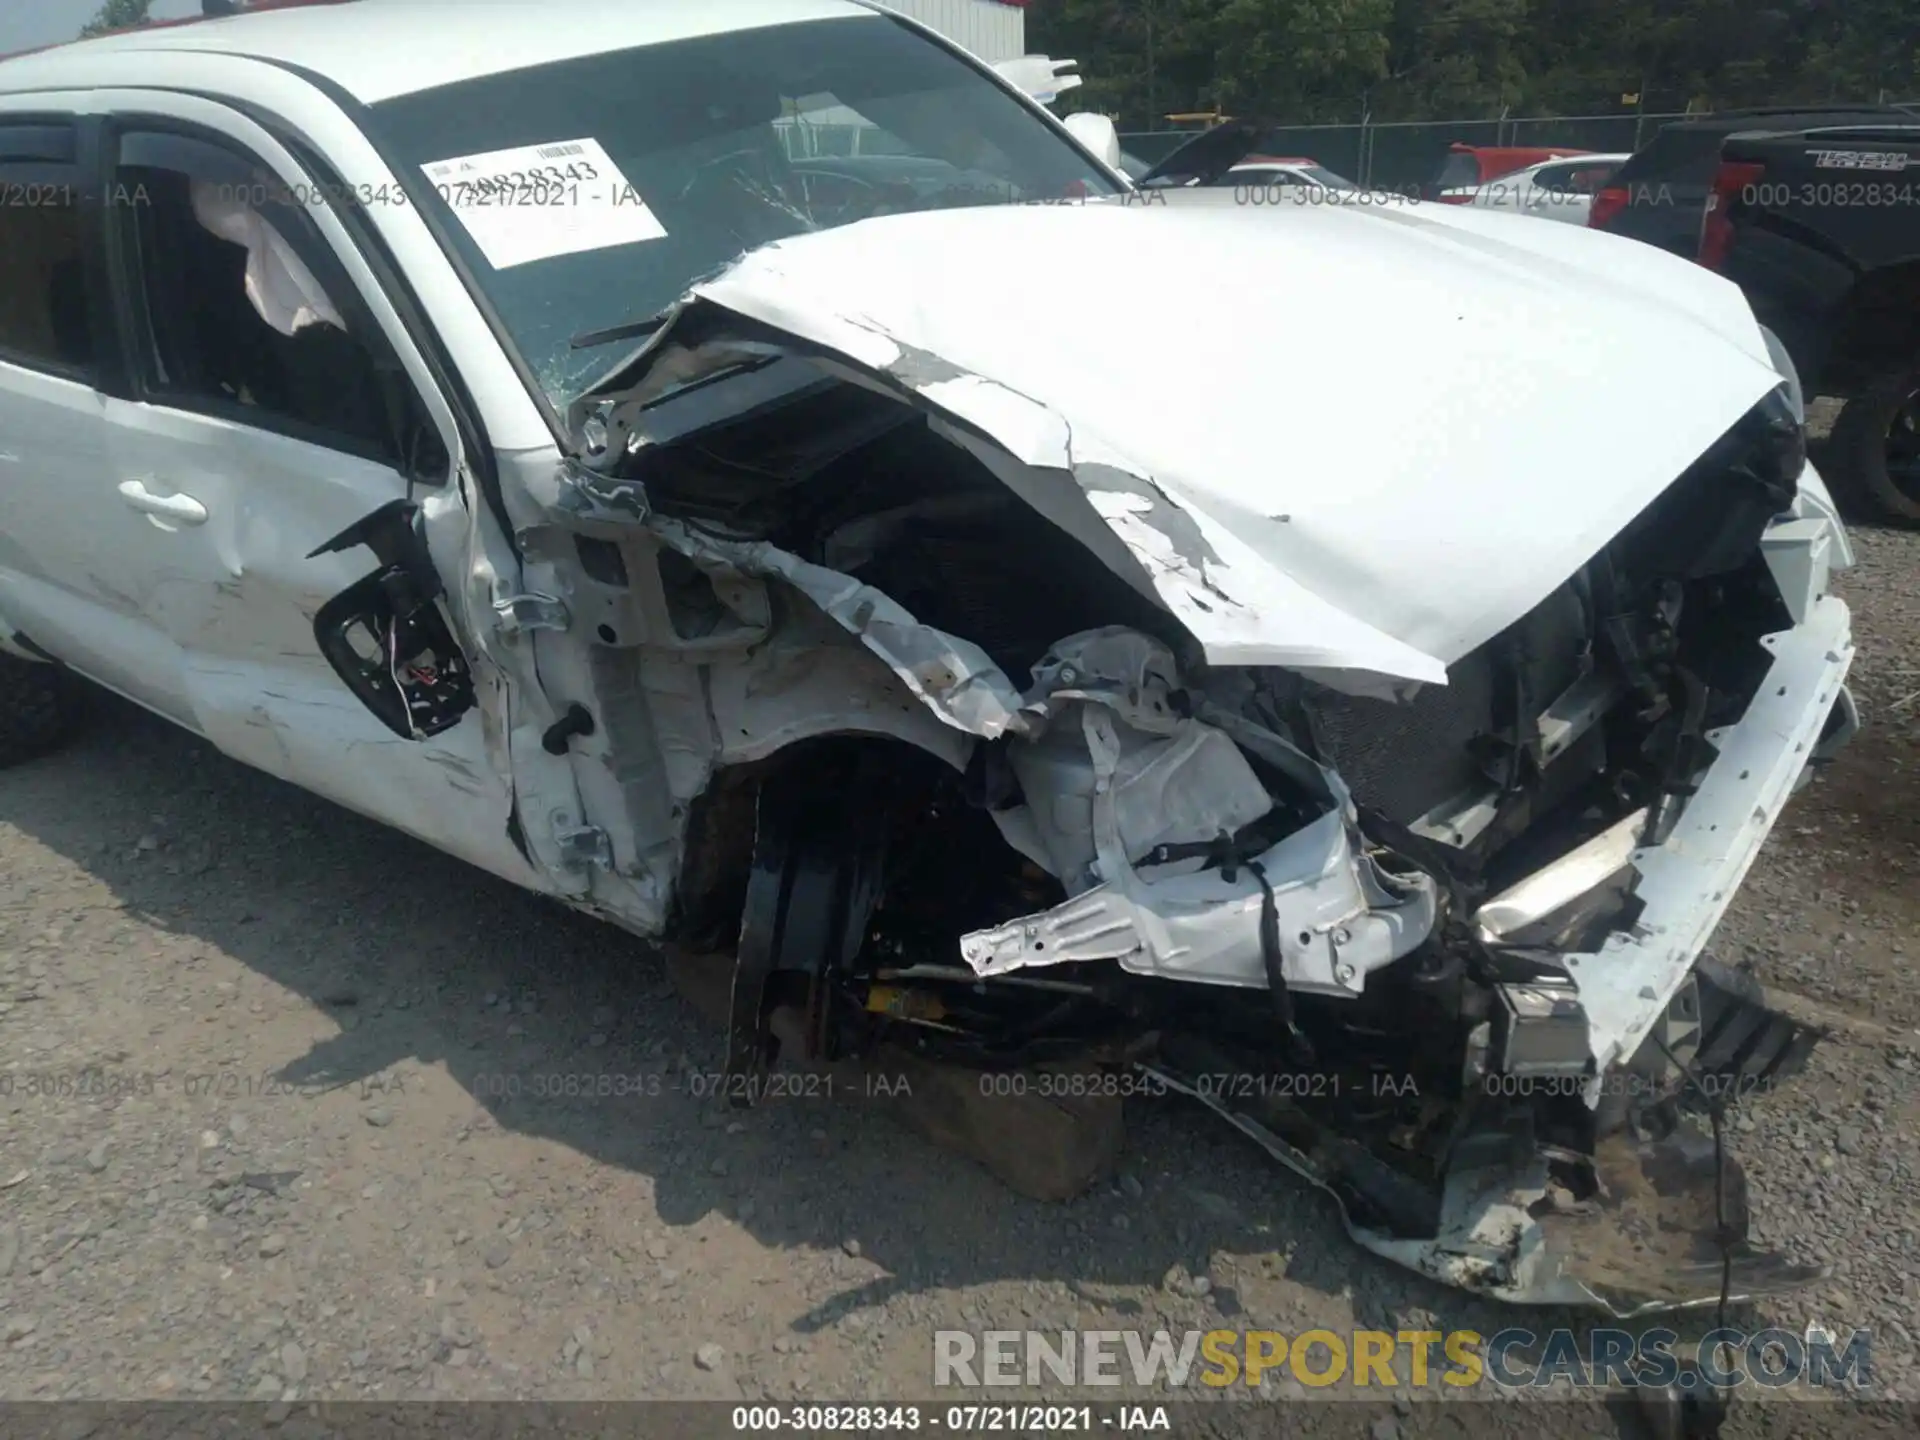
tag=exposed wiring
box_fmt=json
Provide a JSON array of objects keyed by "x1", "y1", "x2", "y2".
[
  {"x1": 386, "y1": 620, "x2": 423, "y2": 742},
  {"x1": 1652, "y1": 1030, "x2": 1734, "y2": 1425}
]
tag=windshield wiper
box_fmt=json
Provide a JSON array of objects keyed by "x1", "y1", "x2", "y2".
[{"x1": 570, "y1": 314, "x2": 671, "y2": 351}]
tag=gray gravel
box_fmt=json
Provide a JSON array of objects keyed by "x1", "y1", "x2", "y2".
[{"x1": 0, "y1": 523, "x2": 1916, "y2": 1434}]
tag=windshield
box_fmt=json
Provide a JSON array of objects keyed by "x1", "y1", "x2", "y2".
[{"x1": 370, "y1": 14, "x2": 1118, "y2": 405}]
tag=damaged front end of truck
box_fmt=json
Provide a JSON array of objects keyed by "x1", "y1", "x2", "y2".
[{"x1": 376, "y1": 211, "x2": 1859, "y2": 1316}]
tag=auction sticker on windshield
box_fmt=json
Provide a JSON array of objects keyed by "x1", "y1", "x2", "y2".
[{"x1": 421, "y1": 137, "x2": 666, "y2": 270}]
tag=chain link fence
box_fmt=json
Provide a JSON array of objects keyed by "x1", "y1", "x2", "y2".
[{"x1": 1118, "y1": 103, "x2": 1920, "y2": 189}]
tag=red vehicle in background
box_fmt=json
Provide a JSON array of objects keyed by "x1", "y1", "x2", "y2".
[{"x1": 1426, "y1": 143, "x2": 1592, "y2": 200}]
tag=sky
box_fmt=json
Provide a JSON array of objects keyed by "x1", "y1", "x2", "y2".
[{"x1": 0, "y1": 0, "x2": 201, "y2": 57}]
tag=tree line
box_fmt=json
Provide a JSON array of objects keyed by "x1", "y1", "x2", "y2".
[
  {"x1": 77, "y1": 0, "x2": 1920, "y2": 130},
  {"x1": 1030, "y1": 0, "x2": 1920, "y2": 129}
]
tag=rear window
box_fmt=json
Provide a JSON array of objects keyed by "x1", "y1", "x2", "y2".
[
  {"x1": 1535, "y1": 161, "x2": 1619, "y2": 194},
  {"x1": 1433, "y1": 153, "x2": 1480, "y2": 189},
  {"x1": 1301, "y1": 165, "x2": 1356, "y2": 189},
  {"x1": 0, "y1": 122, "x2": 91, "y2": 377},
  {"x1": 0, "y1": 186, "x2": 92, "y2": 375}
]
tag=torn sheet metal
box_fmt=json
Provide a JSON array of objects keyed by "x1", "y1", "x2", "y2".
[
  {"x1": 677, "y1": 201, "x2": 1787, "y2": 684},
  {"x1": 961, "y1": 807, "x2": 1436, "y2": 995},
  {"x1": 544, "y1": 452, "x2": 1030, "y2": 740},
  {"x1": 958, "y1": 626, "x2": 1435, "y2": 993},
  {"x1": 657, "y1": 526, "x2": 1025, "y2": 741}
]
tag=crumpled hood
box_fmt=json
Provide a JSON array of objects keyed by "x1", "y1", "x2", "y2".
[{"x1": 683, "y1": 198, "x2": 1786, "y2": 688}]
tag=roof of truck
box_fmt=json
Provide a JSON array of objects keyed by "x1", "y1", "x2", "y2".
[
  {"x1": 0, "y1": 0, "x2": 870, "y2": 105},
  {"x1": 1657, "y1": 104, "x2": 1920, "y2": 130}
]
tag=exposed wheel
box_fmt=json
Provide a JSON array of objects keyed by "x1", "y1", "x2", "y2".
[
  {"x1": 0, "y1": 653, "x2": 83, "y2": 767},
  {"x1": 1827, "y1": 359, "x2": 1920, "y2": 527}
]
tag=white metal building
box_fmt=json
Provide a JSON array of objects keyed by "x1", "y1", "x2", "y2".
[{"x1": 885, "y1": 0, "x2": 1025, "y2": 64}]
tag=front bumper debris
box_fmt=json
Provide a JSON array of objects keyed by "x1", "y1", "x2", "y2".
[
  {"x1": 1565, "y1": 592, "x2": 1853, "y2": 1079},
  {"x1": 1142, "y1": 594, "x2": 1852, "y2": 1313},
  {"x1": 1144, "y1": 1060, "x2": 1826, "y2": 1317}
]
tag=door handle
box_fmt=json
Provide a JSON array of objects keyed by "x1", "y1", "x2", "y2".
[{"x1": 118, "y1": 479, "x2": 208, "y2": 528}]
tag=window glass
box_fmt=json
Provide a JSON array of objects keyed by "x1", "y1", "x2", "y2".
[
  {"x1": 369, "y1": 14, "x2": 1116, "y2": 405},
  {"x1": 0, "y1": 166, "x2": 93, "y2": 375},
  {"x1": 114, "y1": 131, "x2": 401, "y2": 463},
  {"x1": 1433, "y1": 153, "x2": 1481, "y2": 190}
]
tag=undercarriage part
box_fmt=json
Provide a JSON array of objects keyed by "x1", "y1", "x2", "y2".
[
  {"x1": 1637, "y1": 1381, "x2": 1731, "y2": 1440},
  {"x1": 0, "y1": 651, "x2": 84, "y2": 768},
  {"x1": 1491, "y1": 978, "x2": 1591, "y2": 1077},
  {"x1": 1533, "y1": 1120, "x2": 1825, "y2": 1314},
  {"x1": 849, "y1": 1040, "x2": 1125, "y2": 1202},
  {"x1": 722, "y1": 744, "x2": 890, "y2": 1102},
  {"x1": 1145, "y1": 1034, "x2": 1447, "y2": 1238}
]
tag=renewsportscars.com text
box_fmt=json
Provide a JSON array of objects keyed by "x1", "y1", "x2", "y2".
[{"x1": 933, "y1": 1326, "x2": 1873, "y2": 1391}]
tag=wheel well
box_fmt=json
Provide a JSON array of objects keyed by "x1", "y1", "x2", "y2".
[
  {"x1": 667, "y1": 734, "x2": 1038, "y2": 957},
  {"x1": 1821, "y1": 261, "x2": 1920, "y2": 394}
]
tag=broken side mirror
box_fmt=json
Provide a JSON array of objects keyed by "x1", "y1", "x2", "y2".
[{"x1": 309, "y1": 499, "x2": 475, "y2": 739}]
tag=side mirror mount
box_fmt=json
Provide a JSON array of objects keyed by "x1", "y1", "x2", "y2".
[
  {"x1": 309, "y1": 501, "x2": 475, "y2": 739},
  {"x1": 1063, "y1": 112, "x2": 1122, "y2": 172},
  {"x1": 372, "y1": 359, "x2": 451, "y2": 488}
]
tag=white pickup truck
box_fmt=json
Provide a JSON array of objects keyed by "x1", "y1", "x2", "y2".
[{"x1": 0, "y1": 0, "x2": 1858, "y2": 1315}]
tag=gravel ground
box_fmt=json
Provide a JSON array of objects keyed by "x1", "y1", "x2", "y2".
[{"x1": 0, "y1": 521, "x2": 1916, "y2": 1437}]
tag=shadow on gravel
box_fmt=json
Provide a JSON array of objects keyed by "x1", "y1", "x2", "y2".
[{"x1": 0, "y1": 691, "x2": 1616, "y2": 1358}]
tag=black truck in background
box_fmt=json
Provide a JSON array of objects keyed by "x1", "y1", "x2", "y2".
[
  {"x1": 1696, "y1": 123, "x2": 1920, "y2": 525},
  {"x1": 1589, "y1": 106, "x2": 1916, "y2": 258}
]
